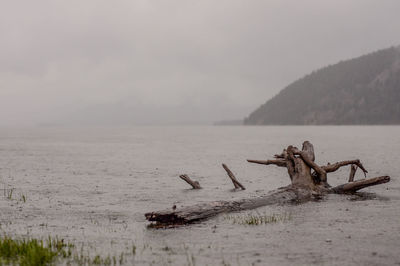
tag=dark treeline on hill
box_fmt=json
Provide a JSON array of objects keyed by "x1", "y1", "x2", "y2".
[{"x1": 244, "y1": 46, "x2": 400, "y2": 125}]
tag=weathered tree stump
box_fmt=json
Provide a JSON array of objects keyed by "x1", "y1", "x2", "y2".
[{"x1": 145, "y1": 141, "x2": 390, "y2": 226}]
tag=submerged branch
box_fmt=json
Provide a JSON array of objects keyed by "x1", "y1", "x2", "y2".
[
  {"x1": 179, "y1": 174, "x2": 202, "y2": 189},
  {"x1": 222, "y1": 164, "x2": 245, "y2": 190}
]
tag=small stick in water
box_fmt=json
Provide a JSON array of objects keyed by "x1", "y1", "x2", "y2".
[
  {"x1": 222, "y1": 164, "x2": 245, "y2": 190},
  {"x1": 179, "y1": 174, "x2": 202, "y2": 189},
  {"x1": 348, "y1": 164, "x2": 358, "y2": 182}
]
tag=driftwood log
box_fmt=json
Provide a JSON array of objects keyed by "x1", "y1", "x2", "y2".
[{"x1": 145, "y1": 141, "x2": 390, "y2": 226}]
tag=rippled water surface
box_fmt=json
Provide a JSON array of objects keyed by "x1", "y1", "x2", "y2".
[{"x1": 0, "y1": 126, "x2": 399, "y2": 265}]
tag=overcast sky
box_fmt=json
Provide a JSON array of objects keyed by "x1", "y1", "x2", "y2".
[{"x1": 1, "y1": 0, "x2": 400, "y2": 125}]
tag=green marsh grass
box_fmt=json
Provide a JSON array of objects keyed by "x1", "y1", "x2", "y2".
[
  {"x1": 0, "y1": 236, "x2": 71, "y2": 266},
  {"x1": 225, "y1": 212, "x2": 292, "y2": 225},
  {"x1": 0, "y1": 236, "x2": 130, "y2": 265}
]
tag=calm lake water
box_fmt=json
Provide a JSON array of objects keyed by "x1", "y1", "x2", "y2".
[{"x1": 0, "y1": 126, "x2": 399, "y2": 265}]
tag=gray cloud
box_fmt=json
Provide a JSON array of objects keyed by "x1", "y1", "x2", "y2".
[{"x1": 1, "y1": 0, "x2": 400, "y2": 125}]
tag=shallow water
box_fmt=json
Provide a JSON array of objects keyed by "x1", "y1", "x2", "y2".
[{"x1": 0, "y1": 126, "x2": 399, "y2": 265}]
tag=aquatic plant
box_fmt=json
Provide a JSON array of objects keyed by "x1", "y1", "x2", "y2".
[
  {"x1": 0, "y1": 236, "x2": 70, "y2": 266},
  {"x1": 225, "y1": 212, "x2": 292, "y2": 225},
  {"x1": 2, "y1": 184, "x2": 27, "y2": 203},
  {"x1": 3, "y1": 187, "x2": 14, "y2": 200},
  {"x1": 0, "y1": 236, "x2": 134, "y2": 265},
  {"x1": 91, "y1": 254, "x2": 112, "y2": 265}
]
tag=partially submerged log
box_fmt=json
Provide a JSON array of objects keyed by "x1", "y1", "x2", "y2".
[
  {"x1": 145, "y1": 187, "x2": 308, "y2": 225},
  {"x1": 146, "y1": 141, "x2": 390, "y2": 226},
  {"x1": 179, "y1": 174, "x2": 202, "y2": 189},
  {"x1": 222, "y1": 163, "x2": 245, "y2": 190}
]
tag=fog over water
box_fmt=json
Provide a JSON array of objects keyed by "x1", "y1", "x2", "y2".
[{"x1": 1, "y1": 0, "x2": 400, "y2": 125}]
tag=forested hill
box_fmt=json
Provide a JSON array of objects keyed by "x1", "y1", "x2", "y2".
[{"x1": 244, "y1": 46, "x2": 400, "y2": 125}]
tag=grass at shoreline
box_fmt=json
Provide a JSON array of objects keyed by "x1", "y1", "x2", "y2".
[
  {"x1": 0, "y1": 211, "x2": 291, "y2": 265},
  {"x1": 0, "y1": 236, "x2": 130, "y2": 266},
  {"x1": 0, "y1": 236, "x2": 72, "y2": 266}
]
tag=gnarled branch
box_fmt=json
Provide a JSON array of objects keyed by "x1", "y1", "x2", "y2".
[
  {"x1": 322, "y1": 159, "x2": 368, "y2": 177},
  {"x1": 292, "y1": 146, "x2": 327, "y2": 183}
]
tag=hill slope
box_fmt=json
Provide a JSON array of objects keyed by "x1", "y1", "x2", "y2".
[{"x1": 244, "y1": 46, "x2": 400, "y2": 125}]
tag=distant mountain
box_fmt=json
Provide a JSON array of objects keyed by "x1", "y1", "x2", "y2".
[{"x1": 244, "y1": 46, "x2": 400, "y2": 125}]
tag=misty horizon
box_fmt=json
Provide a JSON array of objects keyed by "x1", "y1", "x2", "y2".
[{"x1": 1, "y1": 1, "x2": 400, "y2": 126}]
